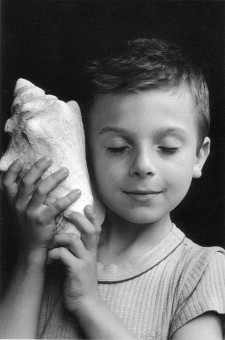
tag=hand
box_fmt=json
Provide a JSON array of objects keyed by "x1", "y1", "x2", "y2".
[
  {"x1": 48, "y1": 205, "x2": 101, "y2": 313},
  {"x1": 2, "y1": 157, "x2": 81, "y2": 263}
]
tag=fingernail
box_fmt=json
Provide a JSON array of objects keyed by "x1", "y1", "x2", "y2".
[
  {"x1": 68, "y1": 189, "x2": 81, "y2": 199},
  {"x1": 60, "y1": 167, "x2": 69, "y2": 174},
  {"x1": 86, "y1": 205, "x2": 93, "y2": 214},
  {"x1": 43, "y1": 156, "x2": 52, "y2": 164},
  {"x1": 64, "y1": 209, "x2": 73, "y2": 217}
]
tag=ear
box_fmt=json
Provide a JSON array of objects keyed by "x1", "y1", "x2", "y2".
[{"x1": 193, "y1": 137, "x2": 210, "y2": 179}]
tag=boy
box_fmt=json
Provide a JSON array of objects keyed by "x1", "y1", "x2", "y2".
[{"x1": 0, "y1": 38, "x2": 225, "y2": 339}]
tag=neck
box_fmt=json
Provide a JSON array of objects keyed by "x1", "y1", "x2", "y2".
[{"x1": 98, "y1": 209, "x2": 173, "y2": 265}]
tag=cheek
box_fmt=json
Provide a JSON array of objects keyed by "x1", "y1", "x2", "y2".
[
  {"x1": 95, "y1": 162, "x2": 118, "y2": 185},
  {"x1": 92, "y1": 156, "x2": 124, "y2": 194},
  {"x1": 163, "y1": 156, "x2": 196, "y2": 188}
]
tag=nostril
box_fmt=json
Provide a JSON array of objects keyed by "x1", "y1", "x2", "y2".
[
  {"x1": 146, "y1": 172, "x2": 152, "y2": 176},
  {"x1": 131, "y1": 169, "x2": 154, "y2": 177}
]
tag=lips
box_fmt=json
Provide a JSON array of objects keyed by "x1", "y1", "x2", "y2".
[
  {"x1": 124, "y1": 189, "x2": 162, "y2": 195},
  {"x1": 124, "y1": 190, "x2": 162, "y2": 195},
  {"x1": 123, "y1": 190, "x2": 162, "y2": 202}
]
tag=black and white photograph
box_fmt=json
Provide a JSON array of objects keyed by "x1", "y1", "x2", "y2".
[{"x1": 0, "y1": 1, "x2": 225, "y2": 339}]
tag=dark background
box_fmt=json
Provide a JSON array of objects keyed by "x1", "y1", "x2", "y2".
[{"x1": 1, "y1": 0, "x2": 225, "y2": 282}]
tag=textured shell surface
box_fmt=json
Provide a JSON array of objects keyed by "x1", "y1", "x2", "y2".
[{"x1": 0, "y1": 78, "x2": 105, "y2": 233}]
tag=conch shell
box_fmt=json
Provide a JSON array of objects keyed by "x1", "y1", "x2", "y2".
[{"x1": 0, "y1": 79, "x2": 105, "y2": 234}]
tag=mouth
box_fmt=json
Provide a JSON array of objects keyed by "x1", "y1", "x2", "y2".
[{"x1": 123, "y1": 190, "x2": 162, "y2": 202}]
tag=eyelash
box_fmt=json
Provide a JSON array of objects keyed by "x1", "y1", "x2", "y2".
[
  {"x1": 159, "y1": 147, "x2": 179, "y2": 154},
  {"x1": 107, "y1": 146, "x2": 180, "y2": 155},
  {"x1": 107, "y1": 147, "x2": 128, "y2": 155}
]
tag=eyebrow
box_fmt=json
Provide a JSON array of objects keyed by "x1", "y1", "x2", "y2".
[
  {"x1": 160, "y1": 127, "x2": 188, "y2": 137},
  {"x1": 98, "y1": 126, "x2": 188, "y2": 137},
  {"x1": 98, "y1": 126, "x2": 130, "y2": 136}
]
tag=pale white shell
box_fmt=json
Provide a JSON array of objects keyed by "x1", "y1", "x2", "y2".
[{"x1": 0, "y1": 78, "x2": 105, "y2": 234}]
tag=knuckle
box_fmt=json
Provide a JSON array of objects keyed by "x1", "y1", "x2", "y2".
[
  {"x1": 35, "y1": 185, "x2": 46, "y2": 196},
  {"x1": 33, "y1": 160, "x2": 43, "y2": 170},
  {"x1": 36, "y1": 215, "x2": 45, "y2": 224},
  {"x1": 78, "y1": 261, "x2": 86, "y2": 271},
  {"x1": 58, "y1": 247, "x2": 67, "y2": 257},
  {"x1": 88, "y1": 228, "x2": 96, "y2": 237},
  {"x1": 20, "y1": 177, "x2": 31, "y2": 188},
  {"x1": 53, "y1": 200, "x2": 63, "y2": 212},
  {"x1": 15, "y1": 202, "x2": 23, "y2": 213},
  {"x1": 2, "y1": 182, "x2": 10, "y2": 192},
  {"x1": 26, "y1": 211, "x2": 34, "y2": 222},
  {"x1": 91, "y1": 211, "x2": 96, "y2": 220},
  {"x1": 95, "y1": 224, "x2": 102, "y2": 234},
  {"x1": 27, "y1": 209, "x2": 43, "y2": 224},
  {"x1": 49, "y1": 173, "x2": 58, "y2": 183},
  {"x1": 11, "y1": 159, "x2": 23, "y2": 172},
  {"x1": 26, "y1": 208, "x2": 35, "y2": 219},
  {"x1": 2, "y1": 177, "x2": 13, "y2": 189},
  {"x1": 2, "y1": 176, "x2": 8, "y2": 187}
]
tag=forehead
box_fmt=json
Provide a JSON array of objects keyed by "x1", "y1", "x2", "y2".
[{"x1": 88, "y1": 85, "x2": 198, "y2": 136}]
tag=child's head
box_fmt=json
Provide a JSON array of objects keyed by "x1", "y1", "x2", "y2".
[
  {"x1": 84, "y1": 38, "x2": 209, "y2": 152},
  {"x1": 83, "y1": 38, "x2": 210, "y2": 225}
]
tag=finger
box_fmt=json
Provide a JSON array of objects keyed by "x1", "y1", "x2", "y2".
[
  {"x1": 63, "y1": 210, "x2": 98, "y2": 251},
  {"x1": 84, "y1": 205, "x2": 102, "y2": 244},
  {"x1": 28, "y1": 167, "x2": 70, "y2": 208},
  {"x1": 49, "y1": 233, "x2": 86, "y2": 258},
  {"x1": 47, "y1": 247, "x2": 79, "y2": 268},
  {"x1": 40, "y1": 189, "x2": 81, "y2": 220},
  {"x1": 2, "y1": 158, "x2": 23, "y2": 205},
  {"x1": 16, "y1": 157, "x2": 53, "y2": 204},
  {"x1": 84, "y1": 205, "x2": 101, "y2": 233}
]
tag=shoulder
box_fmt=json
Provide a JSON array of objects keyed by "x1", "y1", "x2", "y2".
[
  {"x1": 169, "y1": 235, "x2": 225, "y2": 338},
  {"x1": 177, "y1": 235, "x2": 225, "y2": 279},
  {"x1": 168, "y1": 227, "x2": 225, "y2": 288},
  {"x1": 174, "y1": 233, "x2": 225, "y2": 300}
]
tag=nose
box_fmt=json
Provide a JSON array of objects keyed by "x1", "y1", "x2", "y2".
[{"x1": 129, "y1": 149, "x2": 156, "y2": 178}]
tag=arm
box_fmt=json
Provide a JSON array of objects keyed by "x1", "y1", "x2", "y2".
[
  {"x1": 171, "y1": 312, "x2": 223, "y2": 340},
  {"x1": 72, "y1": 295, "x2": 137, "y2": 340},
  {"x1": 48, "y1": 208, "x2": 137, "y2": 340},
  {"x1": 0, "y1": 252, "x2": 46, "y2": 339},
  {"x1": 0, "y1": 158, "x2": 81, "y2": 339}
]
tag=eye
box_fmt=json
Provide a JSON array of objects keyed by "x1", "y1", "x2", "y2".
[
  {"x1": 158, "y1": 146, "x2": 179, "y2": 154},
  {"x1": 107, "y1": 146, "x2": 129, "y2": 155}
]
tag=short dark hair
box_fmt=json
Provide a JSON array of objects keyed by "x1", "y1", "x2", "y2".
[{"x1": 84, "y1": 38, "x2": 210, "y2": 150}]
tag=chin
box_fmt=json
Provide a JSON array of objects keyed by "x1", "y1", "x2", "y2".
[{"x1": 119, "y1": 209, "x2": 160, "y2": 225}]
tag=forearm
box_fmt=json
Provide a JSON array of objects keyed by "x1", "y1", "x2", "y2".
[
  {"x1": 73, "y1": 296, "x2": 137, "y2": 340},
  {"x1": 0, "y1": 250, "x2": 47, "y2": 339}
]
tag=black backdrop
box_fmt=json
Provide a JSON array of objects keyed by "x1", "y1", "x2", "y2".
[{"x1": 1, "y1": 1, "x2": 225, "y2": 279}]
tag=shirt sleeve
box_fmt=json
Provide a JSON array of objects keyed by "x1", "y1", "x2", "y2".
[{"x1": 170, "y1": 249, "x2": 225, "y2": 338}]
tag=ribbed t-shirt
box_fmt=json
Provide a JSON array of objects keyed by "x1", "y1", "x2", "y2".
[{"x1": 37, "y1": 225, "x2": 225, "y2": 339}]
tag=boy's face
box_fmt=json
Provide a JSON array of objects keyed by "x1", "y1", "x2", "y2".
[{"x1": 88, "y1": 86, "x2": 210, "y2": 225}]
